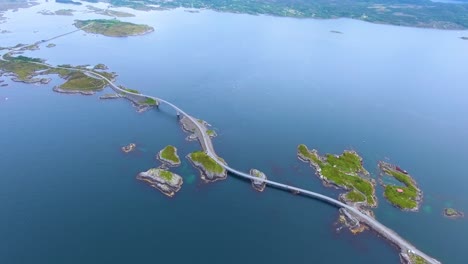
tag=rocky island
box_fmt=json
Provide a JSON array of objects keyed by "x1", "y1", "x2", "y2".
[
  {"x1": 444, "y1": 208, "x2": 464, "y2": 219},
  {"x1": 74, "y1": 19, "x2": 154, "y2": 37},
  {"x1": 52, "y1": 71, "x2": 109, "y2": 95},
  {"x1": 206, "y1": 129, "x2": 217, "y2": 138},
  {"x1": 137, "y1": 168, "x2": 183, "y2": 197},
  {"x1": 378, "y1": 161, "x2": 423, "y2": 211},
  {"x1": 0, "y1": 54, "x2": 116, "y2": 94},
  {"x1": 298, "y1": 144, "x2": 377, "y2": 208},
  {"x1": 121, "y1": 143, "x2": 136, "y2": 153},
  {"x1": 187, "y1": 151, "x2": 226, "y2": 182},
  {"x1": 86, "y1": 5, "x2": 135, "y2": 18},
  {"x1": 249, "y1": 169, "x2": 267, "y2": 192},
  {"x1": 157, "y1": 145, "x2": 181, "y2": 167}
]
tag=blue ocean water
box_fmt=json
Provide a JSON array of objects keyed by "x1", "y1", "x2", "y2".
[{"x1": 1, "y1": 2, "x2": 467, "y2": 263}]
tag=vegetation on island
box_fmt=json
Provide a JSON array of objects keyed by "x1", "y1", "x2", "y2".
[
  {"x1": 38, "y1": 9, "x2": 75, "y2": 16},
  {"x1": 0, "y1": 55, "x2": 47, "y2": 80},
  {"x1": 143, "y1": 97, "x2": 157, "y2": 105},
  {"x1": 188, "y1": 151, "x2": 224, "y2": 174},
  {"x1": 74, "y1": 19, "x2": 153, "y2": 37},
  {"x1": 86, "y1": 5, "x2": 135, "y2": 17},
  {"x1": 119, "y1": 85, "x2": 140, "y2": 94},
  {"x1": 206, "y1": 129, "x2": 216, "y2": 137},
  {"x1": 137, "y1": 168, "x2": 183, "y2": 197},
  {"x1": 96, "y1": 0, "x2": 468, "y2": 29},
  {"x1": 409, "y1": 253, "x2": 428, "y2": 264},
  {"x1": 298, "y1": 144, "x2": 376, "y2": 207},
  {"x1": 345, "y1": 190, "x2": 366, "y2": 203},
  {"x1": 0, "y1": 54, "x2": 115, "y2": 93},
  {"x1": 379, "y1": 162, "x2": 422, "y2": 211},
  {"x1": 159, "y1": 169, "x2": 173, "y2": 181},
  {"x1": 159, "y1": 145, "x2": 181, "y2": 165},
  {"x1": 250, "y1": 168, "x2": 267, "y2": 192},
  {"x1": 93, "y1": 63, "x2": 108, "y2": 70},
  {"x1": 444, "y1": 208, "x2": 464, "y2": 218},
  {"x1": 55, "y1": 71, "x2": 107, "y2": 92}
]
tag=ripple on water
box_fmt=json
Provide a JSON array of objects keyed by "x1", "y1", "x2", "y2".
[
  {"x1": 423, "y1": 205, "x2": 433, "y2": 214},
  {"x1": 185, "y1": 174, "x2": 196, "y2": 184}
]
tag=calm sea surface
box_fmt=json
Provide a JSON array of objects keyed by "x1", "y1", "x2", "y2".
[{"x1": 1, "y1": 1, "x2": 467, "y2": 263}]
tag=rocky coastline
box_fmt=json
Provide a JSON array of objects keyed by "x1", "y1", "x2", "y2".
[
  {"x1": 137, "y1": 168, "x2": 183, "y2": 197},
  {"x1": 99, "y1": 93, "x2": 121, "y2": 99},
  {"x1": 443, "y1": 208, "x2": 464, "y2": 219},
  {"x1": 378, "y1": 161, "x2": 423, "y2": 212},
  {"x1": 53, "y1": 85, "x2": 96, "y2": 95},
  {"x1": 187, "y1": 153, "x2": 226, "y2": 182},
  {"x1": 297, "y1": 146, "x2": 377, "y2": 208},
  {"x1": 249, "y1": 169, "x2": 267, "y2": 192},
  {"x1": 157, "y1": 146, "x2": 181, "y2": 167}
]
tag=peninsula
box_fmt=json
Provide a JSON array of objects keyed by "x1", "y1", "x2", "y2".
[
  {"x1": 378, "y1": 161, "x2": 423, "y2": 211},
  {"x1": 157, "y1": 145, "x2": 181, "y2": 167},
  {"x1": 297, "y1": 144, "x2": 377, "y2": 208},
  {"x1": 74, "y1": 19, "x2": 154, "y2": 37},
  {"x1": 137, "y1": 168, "x2": 183, "y2": 197},
  {"x1": 0, "y1": 54, "x2": 116, "y2": 94}
]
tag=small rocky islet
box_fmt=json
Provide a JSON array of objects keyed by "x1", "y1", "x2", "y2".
[
  {"x1": 444, "y1": 208, "x2": 464, "y2": 219},
  {"x1": 250, "y1": 169, "x2": 267, "y2": 192},
  {"x1": 121, "y1": 143, "x2": 136, "y2": 153},
  {"x1": 137, "y1": 168, "x2": 183, "y2": 197}
]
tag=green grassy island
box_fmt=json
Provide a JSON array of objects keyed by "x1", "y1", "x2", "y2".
[
  {"x1": 53, "y1": 71, "x2": 108, "y2": 95},
  {"x1": 142, "y1": 97, "x2": 157, "y2": 105},
  {"x1": 118, "y1": 85, "x2": 140, "y2": 94},
  {"x1": 86, "y1": 5, "x2": 135, "y2": 17},
  {"x1": 298, "y1": 144, "x2": 376, "y2": 207},
  {"x1": 137, "y1": 168, "x2": 183, "y2": 197},
  {"x1": 74, "y1": 19, "x2": 154, "y2": 37},
  {"x1": 206, "y1": 129, "x2": 217, "y2": 138},
  {"x1": 187, "y1": 151, "x2": 226, "y2": 182},
  {"x1": 0, "y1": 55, "x2": 47, "y2": 80},
  {"x1": 158, "y1": 145, "x2": 181, "y2": 166},
  {"x1": 0, "y1": 54, "x2": 116, "y2": 94},
  {"x1": 378, "y1": 161, "x2": 422, "y2": 211}
]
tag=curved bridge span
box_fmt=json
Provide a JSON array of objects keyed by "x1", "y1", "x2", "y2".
[
  {"x1": 107, "y1": 82, "x2": 440, "y2": 264},
  {"x1": 2, "y1": 28, "x2": 440, "y2": 264}
]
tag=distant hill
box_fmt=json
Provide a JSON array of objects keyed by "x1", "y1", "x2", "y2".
[{"x1": 91, "y1": 0, "x2": 468, "y2": 29}]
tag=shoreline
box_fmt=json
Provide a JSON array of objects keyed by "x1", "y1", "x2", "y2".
[
  {"x1": 186, "y1": 154, "x2": 227, "y2": 183},
  {"x1": 297, "y1": 149, "x2": 378, "y2": 209},
  {"x1": 157, "y1": 146, "x2": 181, "y2": 167},
  {"x1": 378, "y1": 161, "x2": 423, "y2": 212}
]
